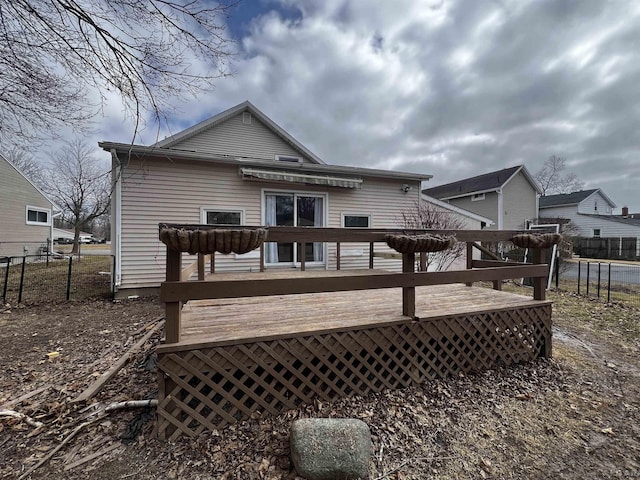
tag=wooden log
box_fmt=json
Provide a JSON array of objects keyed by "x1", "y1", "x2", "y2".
[{"x1": 72, "y1": 321, "x2": 165, "y2": 403}]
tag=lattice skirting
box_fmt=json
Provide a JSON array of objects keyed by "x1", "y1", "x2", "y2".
[{"x1": 156, "y1": 305, "x2": 552, "y2": 440}]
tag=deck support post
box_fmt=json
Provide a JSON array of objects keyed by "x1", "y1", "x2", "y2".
[
  {"x1": 336, "y1": 242, "x2": 341, "y2": 270},
  {"x1": 369, "y1": 242, "x2": 374, "y2": 269},
  {"x1": 465, "y1": 242, "x2": 473, "y2": 287},
  {"x1": 300, "y1": 242, "x2": 306, "y2": 271},
  {"x1": 402, "y1": 252, "x2": 416, "y2": 318},
  {"x1": 533, "y1": 248, "x2": 547, "y2": 301},
  {"x1": 210, "y1": 253, "x2": 215, "y2": 274},
  {"x1": 197, "y1": 254, "x2": 205, "y2": 281},
  {"x1": 165, "y1": 249, "x2": 182, "y2": 343}
]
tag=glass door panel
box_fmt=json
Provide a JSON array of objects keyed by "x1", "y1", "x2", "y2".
[{"x1": 265, "y1": 192, "x2": 324, "y2": 264}]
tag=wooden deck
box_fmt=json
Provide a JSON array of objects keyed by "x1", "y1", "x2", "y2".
[
  {"x1": 155, "y1": 277, "x2": 552, "y2": 439},
  {"x1": 157, "y1": 280, "x2": 549, "y2": 352},
  {"x1": 155, "y1": 226, "x2": 559, "y2": 439}
]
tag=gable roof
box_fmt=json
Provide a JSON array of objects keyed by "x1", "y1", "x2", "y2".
[
  {"x1": 0, "y1": 153, "x2": 59, "y2": 211},
  {"x1": 153, "y1": 101, "x2": 326, "y2": 165},
  {"x1": 422, "y1": 165, "x2": 541, "y2": 200},
  {"x1": 421, "y1": 194, "x2": 495, "y2": 225},
  {"x1": 539, "y1": 189, "x2": 616, "y2": 209}
]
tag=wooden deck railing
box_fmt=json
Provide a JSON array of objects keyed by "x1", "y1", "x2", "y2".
[{"x1": 161, "y1": 226, "x2": 553, "y2": 343}]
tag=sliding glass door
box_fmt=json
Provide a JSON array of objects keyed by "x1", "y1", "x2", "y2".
[{"x1": 265, "y1": 192, "x2": 324, "y2": 265}]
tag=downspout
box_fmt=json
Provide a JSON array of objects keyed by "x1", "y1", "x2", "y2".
[
  {"x1": 110, "y1": 149, "x2": 122, "y2": 288},
  {"x1": 497, "y1": 188, "x2": 504, "y2": 230}
]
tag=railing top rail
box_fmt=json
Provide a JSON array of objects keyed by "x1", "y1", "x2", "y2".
[{"x1": 158, "y1": 223, "x2": 546, "y2": 244}]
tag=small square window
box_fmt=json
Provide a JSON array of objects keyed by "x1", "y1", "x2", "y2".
[
  {"x1": 26, "y1": 206, "x2": 50, "y2": 226},
  {"x1": 593, "y1": 229, "x2": 601, "y2": 237},
  {"x1": 343, "y1": 214, "x2": 370, "y2": 228},
  {"x1": 471, "y1": 193, "x2": 485, "y2": 201},
  {"x1": 206, "y1": 211, "x2": 242, "y2": 225}
]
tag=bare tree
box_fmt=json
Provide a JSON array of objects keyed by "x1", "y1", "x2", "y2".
[
  {"x1": 534, "y1": 155, "x2": 585, "y2": 196},
  {"x1": 44, "y1": 140, "x2": 111, "y2": 254},
  {"x1": 0, "y1": 0, "x2": 234, "y2": 144},
  {"x1": 398, "y1": 200, "x2": 467, "y2": 271},
  {"x1": 3, "y1": 146, "x2": 45, "y2": 187}
]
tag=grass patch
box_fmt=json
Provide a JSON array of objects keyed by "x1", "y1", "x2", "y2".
[{"x1": 1, "y1": 255, "x2": 112, "y2": 303}]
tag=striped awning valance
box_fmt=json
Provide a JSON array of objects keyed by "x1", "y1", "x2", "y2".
[{"x1": 240, "y1": 167, "x2": 363, "y2": 189}]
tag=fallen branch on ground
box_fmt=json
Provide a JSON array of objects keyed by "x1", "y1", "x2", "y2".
[
  {"x1": 105, "y1": 399, "x2": 158, "y2": 412},
  {"x1": 17, "y1": 413, "x2": 107, "y2": 480},
  {"x1": 0, "y1": 409, "x2": 44, "y2": 428},
  {"x1": 73, "y1": 319, "x2": 165, "y2": 403}
]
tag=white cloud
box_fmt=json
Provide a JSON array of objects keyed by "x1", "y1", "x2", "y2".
[{"x1": 80, "y1": 0, "x2": 640, "y2": 211}]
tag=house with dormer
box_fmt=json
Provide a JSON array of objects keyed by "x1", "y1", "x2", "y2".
[{"x1": 100, "y1": 101, "x2": 438, "y2": 295}]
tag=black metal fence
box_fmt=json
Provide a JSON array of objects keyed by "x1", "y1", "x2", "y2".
[
  {"x1": 556, "y1": 259, "x2": 640, "y2": 306},
  {"x1": 1, "y1": 255, "x2": 114, "y2": 303}
]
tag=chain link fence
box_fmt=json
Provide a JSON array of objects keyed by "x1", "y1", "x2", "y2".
[{"x1": 1, "y1": 254, "x2": 114, "y2": 304}]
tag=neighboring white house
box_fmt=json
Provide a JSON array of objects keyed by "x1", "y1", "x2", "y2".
[
  {"x1": 0, "y1": 153, "x2": 57, "y2": 259},
  {"x1": 100, "y1": 101, "x2": 439, "y2": 296},
  {"x1": 539, "y1": 189, "x2": 640, "y2": 257},
  {"x1": 422, "y1": 165, "x2": 542, "y2": 230}
]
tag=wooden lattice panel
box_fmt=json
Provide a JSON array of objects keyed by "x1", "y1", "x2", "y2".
[{"x1": 156, "y1": 304, "x2": 551, "y2": 440}]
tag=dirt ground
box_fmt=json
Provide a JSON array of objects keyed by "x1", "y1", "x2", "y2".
[{"x1": 1, "y1": 288, "x2": 639, "y2": 480}]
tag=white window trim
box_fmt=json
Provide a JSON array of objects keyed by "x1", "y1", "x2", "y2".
[
  {"x1": 261, "y1": 188, "x2": 328, "y2": 267},
  {"x1": 200, "y1": 207, "x2": 246, "y2": 225},
  {"x1": 26, "y1": 205, "x2": 51, "y2": 226},
  {"x1": 274, "y1": 154, "x2": 303, "y2": 163},
  {"x1": 471, "y1": 193, "x2": 485, "y2": 201},
  {"x1": 341, "y1": 213, "x2": 372, "y2": 228},
  {"x1": 593, "y1": 229, "x2": 601, "y2": 237}
]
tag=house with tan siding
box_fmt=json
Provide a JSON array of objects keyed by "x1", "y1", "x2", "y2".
[
  {"x1": 100, "y1": 101, "x2": 441, "y2": 296},
  {"x1": 422, "y1": 165, "x2": 542, "y2": 230},
  {"x1": 0, "y1": 153, "x2": 56, "y2": 259}
]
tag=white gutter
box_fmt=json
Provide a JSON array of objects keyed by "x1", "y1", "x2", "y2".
[{"x1": 111, "y1": 149, "x2": 122, "y2": 288}]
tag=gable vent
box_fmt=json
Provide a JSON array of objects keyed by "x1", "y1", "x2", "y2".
[{"x1": 242, "y1": 112, "x2": 252, "y2": 125}]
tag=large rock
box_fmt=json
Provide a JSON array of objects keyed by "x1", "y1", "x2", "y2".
[{"x1": 290, "y1": 418, "x2": 372, "y2": 480}]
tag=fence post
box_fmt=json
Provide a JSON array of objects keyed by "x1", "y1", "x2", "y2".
[
  {"x1": 597, "y1": 262, "x2": 601, "y2": 298},
  {"x1": 607, "y1": 262, "x2": 611, "y2": 303},
  {"x1": 2, "y1": 258, "x2": 10, "y2": 304},
  {"x1": 66, "y1": 256, "x2": 73, "y2": 301},
  {"x1": 577, "y1": 261, "x2": 581, "y2": 295},
  {"x1": 586, "y1": 262, "x2": 590, "y2": 296},
  {"x1": 555, "y1": 255, "x2": 560, "y2": 289},
  {"x1": 46, "y1": 239, "x2": 51, "y2": 267},
  {"x1": 18, "y1": 257, "x2": 27, "y2": 303}
]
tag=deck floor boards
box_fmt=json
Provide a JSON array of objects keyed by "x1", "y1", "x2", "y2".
[{"x1": 161, "y1": 278, "x2": 549, "y2": 351}]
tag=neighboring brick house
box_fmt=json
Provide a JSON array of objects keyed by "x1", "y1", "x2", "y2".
[{"x1": 422, "y1": 165, "x2": 542, "y2": 230}]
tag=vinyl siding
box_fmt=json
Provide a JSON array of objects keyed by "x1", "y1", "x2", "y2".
[
  {"x1": 167, "y1": 113, "x2": 314, "y2": 163},
  {"x1": 577, "y1": 191, "x2": 614, "y2": 215},
  {"x1": 447, "y1": 192, "x2": 500, "y2": 230},
  {"x1": 0, "y1": 158, "x2": 53, "y2": 257},
  {"x1": 117, "y1": 156, "x2": 422, "y2": 290},
  {"x1": 541, "y1": 204, "x2": 640, "y2": 241},
  {"x1": 502, "y1": 171, "x2": 538, "y2": 230}
]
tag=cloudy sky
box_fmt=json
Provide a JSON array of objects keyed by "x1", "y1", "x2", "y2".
[{"x1": 97, "y1": 0, "x2": 640, "y2": 211}]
